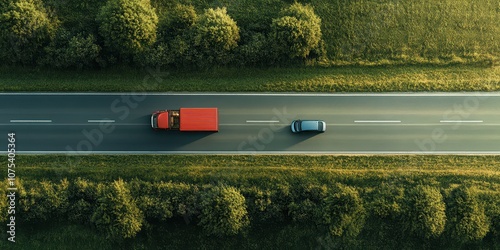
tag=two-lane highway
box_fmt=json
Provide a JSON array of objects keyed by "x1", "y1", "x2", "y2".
[{"x1": 2, "y1": 92, "x2": 500, "y2": 154}]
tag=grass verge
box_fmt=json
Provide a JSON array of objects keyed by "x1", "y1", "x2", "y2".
[
  {"x1": 1, "y1": 65, "x2": 500, "y2": 92},
  {"x1": 13, "y1": 155, "x2": 500, "y2": 184}
]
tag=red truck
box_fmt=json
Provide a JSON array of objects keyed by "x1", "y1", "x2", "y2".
[{"x1": 151, "y1": 108, "x2": 219, "y2": 132}]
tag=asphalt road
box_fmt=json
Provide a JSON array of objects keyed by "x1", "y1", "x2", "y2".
[{"x1": 2, "y1": 92, "x2": 500, "y2": 154}]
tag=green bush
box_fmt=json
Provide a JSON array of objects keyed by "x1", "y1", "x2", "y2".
[
  {"x1": 129, "y1": 180, "x2": 199, "y2": 223},
  {"x1": 242, "y1": 185, "x2": 290, "y2": 223},
  {"x1": 0, "y1": 0, "x2": 55, "y2": 65},
  {"x1": 137, "y1": 4, "x2": 196, "y2": 68},
  {"x1": 42, "y1": 29, "x2": 100, "y2": 69},
  {"x1": 146, "y1": 4, "x2": 197, "y2": 67},
  {"x1": 97, "y1": 0, "x2": 158, "y2": 58},
  {"x1": 213, "y1": 0, "x2": 285, "y2": 66},
  {"x1": 191, "y1": 7, "x2": 240, "y2": 67},
  {"x1": 21, "y1": 180, "x2": 69, "y2": 222},
  {"x1": 447, "y1": 185, "x2": 490, "y2": 243},
  {"x1": 0, "y1": 0, "x2": 8, "y2": 11},
  {"x1": 485, "y1": 193, "x2": 500, "y2": 237},
  {"x1": 370, "y1": 182, "x2": 405, "y2": 219},
  {"x1": 129, "y1": 181, "x2": 171, "y2": 222},
  {"x1": 404, "y1": 185, "x2": 446, "y2": 239},
  {"x1": 67, "y1": 178, "x2": 100, "y2": 224},
  {"x1": 199, "y1": 185, "x2": 249, "y2": 237},
  {"x1": 235, "y1": 33, "x2": 279, "y2": 66},
  {"x1": 91, "y1": 179, "x2": 144, "y2": 240},
  {"x1": 158, "y1": 3, "x2": 197, "y2": 40},
  {"x1": 44, "y1": 0, "x2": 104, "y2": 34},
  {"x1": 271, "y1": 3, "x2": 322, "y2": 59},
  {"x1": 319, "y1": 184, "x2": 366, "y2": 239},
  {"x1": 223, "y1": 0, "x2": 284, "y2": 33},
  {"x1": 366, "y1": 182, "x2": 407, "y2": 247},
  {"x1": 288, "y1": 184, "x2": 327, "y2": 223}
]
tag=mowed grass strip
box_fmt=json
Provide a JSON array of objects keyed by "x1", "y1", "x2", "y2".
[
  {"x1": 10, "y1": 155, "x2": 500, "y2": 186},
  {"x1": 1, "y1": 65, "x2": 500, "y2": 92}
]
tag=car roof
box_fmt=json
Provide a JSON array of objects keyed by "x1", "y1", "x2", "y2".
[{"x1": 300, "y1": 120, "x2": 320, "y2": 131}]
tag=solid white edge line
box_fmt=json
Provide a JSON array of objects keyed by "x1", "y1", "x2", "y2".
[
  {"x1": 354, "y1": 120, "x2": 401, "y2": 123},
  {"x1": 10, "y1": 120, "x2": 52, "y2": 123},
  {"x1": 0, "y1": 92, "x2": 499, "y2": 97},
  {"x1": 440, "y1": 120, "x2": 483, "y2": 123},
  {"x1": 88, "y1": 120, "x2": 115, "y2": 123},
  {"x1": 246, "y1": 120, "x2": 280, "y2": 123},
  {"x1": 11, "y1": 151, "x2": 500, "y2": 155}
]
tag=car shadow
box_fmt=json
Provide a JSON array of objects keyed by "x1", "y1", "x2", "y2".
[{"x1": 268, "y1": 126, "x2": 326, "y2": 145}]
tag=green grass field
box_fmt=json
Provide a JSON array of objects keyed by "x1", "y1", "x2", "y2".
[
  {"x1": 1, "y1": 64, "x2": 499, "y2": 92},
  {"x1": 2, "y1": 155, "x2": 500, "y2": 249}
]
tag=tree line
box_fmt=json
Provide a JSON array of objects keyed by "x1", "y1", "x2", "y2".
[
  {"x1": 1, "y1": 178, "x2": 499, "y2": 248},
  {"x1": 2, "y1": 0, "x2": 499, "y2": 69},
  {"x1": 0, "y1": 0, "x2": 323, "y2": 69}
]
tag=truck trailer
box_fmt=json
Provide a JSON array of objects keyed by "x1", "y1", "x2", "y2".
[{"x1": 151, "y1": 108, "x2": 219, "y2": 132}]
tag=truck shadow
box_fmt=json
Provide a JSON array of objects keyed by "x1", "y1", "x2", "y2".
[{"x1": 140, "y1": 114, "x2": 216, "y2": 149}]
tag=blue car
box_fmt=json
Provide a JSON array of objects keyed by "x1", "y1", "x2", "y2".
[{"x1": 291, "y1": 120, "x2": 326, "y2": 133}]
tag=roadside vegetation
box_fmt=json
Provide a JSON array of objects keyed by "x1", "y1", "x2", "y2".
[
  {"x1": 1, "y1": 0, "x2": 499, "y2": 69},
  {"x1": 1, "y1": 155, "x2": 500, "y2": 249},
  {"x1": 1, "y1": 64, "x2": 500, "y2": 92},
  {"x1": 1, "y1": 0, "x2": 500, "y2": 248},
  {"x1": 1, "y1": 0, "x2": 498, "y2": 93}
]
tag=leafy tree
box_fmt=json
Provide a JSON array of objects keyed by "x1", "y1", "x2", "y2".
[
  {"x1": 191, "y1": 7, "x2": 240, "y2": 67},
  {"x1": 320, "y1": 184, "x2": 366, "y2": 239},
  {"x1": 0, "y1": 0, "x2": 55, "y2": 64},
  {"x1": 139, "y1": 4, "x2": 197, "y2": 68},
  {"x1": 0, "y1": 0, "x2": 8, "y2": 11},
  {"x1": 41, "y1": 29, "x2": 100, "y2": 69},
  {"x1": 370, "y1": 182, "x2": 405, "y2": 219},
  {"x1": 91, "y1": 179, "x2": 144, "y2": 240},
  {"x1": 43, "y1": 0, "x2": 104, "y2": 34},
  {"x1": 271, "y1": 3, "x2": 322, "y2": 59},
  {"x1": 367, "y1": 183, "x2": 407, "y2": 248},
  {"x1": 199, "y1": 185, "x2": 249, "y2": 237},
  {"x1": 486, "y1": 193, "x2": 500, "y2": 237},
  {"x1": 97, "y1": 0, "x2": 158, "y2": 58},
  {"x1": 21, "y1": 180, "x2": 69, "y2": 222},
  {"x1": 224, "y1": 0, "x2": 284, "y2": 34},
  {"x1": 158, "y1": 3, "x2": 197, "y2": 40},
  {"x1": 67, "y1": 178, "x2": 100, "y2": 223},
  {"x1": 288, "y1": 184, "x2": 327, "y2": 223},
  {"x1": 447, "y1": 185, "x2": 490, "y2": 243},
  {"x1": 288, "y1": 199, "x2": 318, "y2": 223},
  {"x1": 404, "y1": 185, "x2": 446, "y2": 239},
  {"x1": 219, "y1": 0, "x2": 285, "y2": 66},
  {"x1": 129, "y1": 180, "x2": 199, "y2": 223}
]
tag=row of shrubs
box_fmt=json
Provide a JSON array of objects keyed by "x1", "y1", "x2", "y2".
[
  {"x1": 0, "y1": 0, "x2": 323, "y2": 69},
  {"x1": 3, "y1": 0, "x2": 499, "y2": 70},
  {"x1": 2, "y1": 178, "x2": 499, "y2": 248}
]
